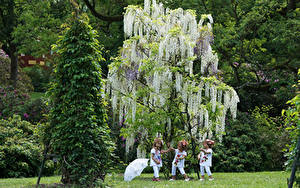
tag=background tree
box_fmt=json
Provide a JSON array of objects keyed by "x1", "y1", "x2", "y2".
[
  {"x1": 13, "y1": 0, "x2": 72, "y2": 57},
  {"x1": 0, "y1": 0, "x2": 72, "y2": 86},
  {"x1": 82, "y1": 0, "x2": 299, "y2": 114},
  {"x1": 159, "y1": 0, "x2": 300, "y2": 115},
  {"x1": 0, "y1": 51, "x2": 33, "y2": 93},
  {"x1": 48, "y1": 15, "x2": 114, "y2": 186},
  {"x1": 0, "y1": 0, "x2": 21, "y2": 86},
  {"x1": 80, "y1": 0, "x2": 132, "y2": 76},
  {"x1": 213, "y1": 108, "x2": 288, "y2": 172}
]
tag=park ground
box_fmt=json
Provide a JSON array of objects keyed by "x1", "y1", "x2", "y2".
[{"x1": 0, "y1": 171, "x2": 291, "y2": 188}]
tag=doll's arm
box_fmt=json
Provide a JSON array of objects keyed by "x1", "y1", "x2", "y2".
[
  {"x1": 162, "y1": 146, "x2": 175, "y2": 153},
  {"x1": 200, "y1": 148, "x2": 211, "y2": 154},
  {"x1": 166, "y1": 143, "x2": 175, "y2": 152},
  {"x1": 151, "y1": 153, "x2": 160, "y2": 164}
]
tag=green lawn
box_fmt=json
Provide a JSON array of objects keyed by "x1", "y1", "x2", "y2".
[
  {"x1": 108, "y1": 171, "x2": 290, "y2": 188},
  {"x1": 0, "y1": 171, "x2": 292, "y2": 188},
  {"x1": 0, "y1": 176, "x2": 60, "y2": 188},
  {"x1": 29, "y1": 92, "x2": 45, "y2": 100}
]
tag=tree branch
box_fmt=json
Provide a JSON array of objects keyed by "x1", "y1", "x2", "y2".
[
  {"x1": 287, "y1": 0, "x2": 296, "y2": 11},
  {"x1": 200, "y1": 0, "x2": 208, "y2": 11},
  {"x1": 267, "y1": 59, "x2": 298, "y2": 75},
  {"x1": 82, "y1": 0, "x2": 123, "y2": 22}
]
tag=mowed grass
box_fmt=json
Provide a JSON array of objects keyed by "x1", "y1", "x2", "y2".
[
  {"x1": 29, "y1": 92, "x2": 45, "y2": 100},
  {"x1": 108, "y1": 171, "x2": 290, "y2": 188},
  {"x1": 0, "y1": 176, "x2": 60, "y2": 188},
  {"x1": 0, "y1": 171, "x2": 291, "y2": 188}
]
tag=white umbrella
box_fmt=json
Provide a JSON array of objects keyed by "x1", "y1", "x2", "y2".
[{"x1": 124, "y1": 158, "x2": 149, "y2": 181}]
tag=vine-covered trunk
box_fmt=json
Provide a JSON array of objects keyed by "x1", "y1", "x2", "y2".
[{"x1": 49, "y1": 17, "x2": 115, "y2": 186}]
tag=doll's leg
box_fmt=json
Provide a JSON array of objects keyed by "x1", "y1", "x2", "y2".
[
  {"x1": 179, "y1": 167, "x2": 189, "y2": 180},
  {"x1": 205, "y1": 166, "x2": 213, "y2": 179},
  {"x1": 178, "y1": 167, "x2": 185, "y2": 175},
  {"x1": 171, "y1": 164, "x2": 176, "y2": 179},
  {"x1": 200, "y1": 165, "x2": 205, "y2": 179},
  {"x1": 153, "y1": 166, "x2": 159, "y2": 178}
]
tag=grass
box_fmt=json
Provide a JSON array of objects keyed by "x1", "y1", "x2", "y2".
[
  {"x1": 108, "y1": 171, "x2": 290, "y2": 188},
  {"x1": 0, "y1": 176, "x2": 60, "y2": 188},
  {"x1": 0, "y1": 171, "x2": 292, "y2": 188},
  {"x1": 29, "y1": 92, "x2": 45, "y2": 100}
]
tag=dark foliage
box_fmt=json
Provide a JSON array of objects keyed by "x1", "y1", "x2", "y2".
[{"x1": 213, "y1": 110, "x2": 288, "y2": 172}]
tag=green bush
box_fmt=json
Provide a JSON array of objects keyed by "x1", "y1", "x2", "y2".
[
  {"x1": 213, "y1": 108, "x2": 288, "y2": 172},
  {"x1": 0, "y1": 115, "x2": 41, "y2": 177},
  {"x1": 0, "y1": 86, "x2": 49, "y2": 124},
  {"x1": 0, "y1": 56, "x2": 33, "y2": 93},
  {"x1": 23, "y1": 97, "x2": 50, "y2": 124},
  {"x1": 23, "y1": 65, "x2": 52, "y2": 92},
  {"x1": 0, "y1": 86, "x2": 30, "y2": 119}
]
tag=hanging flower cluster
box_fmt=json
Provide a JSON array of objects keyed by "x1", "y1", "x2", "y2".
[{"x1": 106, "y1": 0, "x2": 239, "y2": 156}]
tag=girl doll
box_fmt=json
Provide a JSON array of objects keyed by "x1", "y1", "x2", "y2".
[
  {"x1": 198, "y1": 139, "x2": 215, "y2": 181},
  {"x1": 150, "y1": 138, "x2": 166, "y2": 181},
  {"x1": 168, "y1": 140, "x2": 190, "y2": 181}
]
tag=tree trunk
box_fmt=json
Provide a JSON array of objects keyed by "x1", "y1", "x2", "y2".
[
  {"x1": 83, "y1": 0, "x2": 124, "y2": 22},
  {"x1": 61, "y1": 157, "x2": 71, "y2": 184},
  {"x1": 36, "y1": 144, "x2": 49, "y2": 186},
  {"x1": 9, "y1": 43, "x2": 18, "y2": 88},
  {"x1": 185, "y1": 103, "x2": 200, "y2": 179},
  {"x1": 288, "y1": 0, "x2": 296, "y2": 11}
]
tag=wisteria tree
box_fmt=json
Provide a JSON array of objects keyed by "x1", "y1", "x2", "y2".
[{"x1": 106, "y1": 0, "x2": 239, "y2": 161}]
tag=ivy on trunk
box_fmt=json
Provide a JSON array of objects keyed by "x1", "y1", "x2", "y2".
[{"x1": 49, "y1": 16, "x2": 114, "y2": 186}]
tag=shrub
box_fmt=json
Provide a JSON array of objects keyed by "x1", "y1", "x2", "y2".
[
  {"x1": 0, "y1": 56, "x2": 37, "y2": 121},
  {"x1": 23, "y1": 65, "x2": 52, "y2": 92},
  {"x1": 213, "y1": 109, "x2": 288, "y2": 172},
  {"x1": 22, "y1": 97, "x2": 50, "y2": 124},
  {"x1": 0, "y1": 86, "x2": 30, "y2": 119},
  {"x1": 0, "y1": 86, "x2": 49, "y2": 124},
  {"x1": 0, "y1": 56, "x2": 33, "y2": 93},
  {"x1": 0, "y1": 115, "x2": 41, "y2": 177}
]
